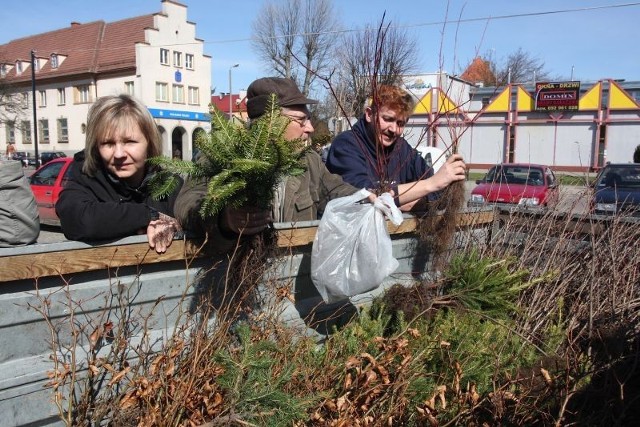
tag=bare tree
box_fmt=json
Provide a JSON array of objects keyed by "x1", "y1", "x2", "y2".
[
  {"x1": 462, "y1": 48, "x2": 554, "y2": 87},
  {"x1": 336, "y1": 21, "x2": 419, "y2": 117},
  {"x1": 0, "y1": 81, "x2": 27, "y2": 128},
  {"x1": 493, "y1": 48, "x2": 552, "y2": 85},
  {"x1": 251, "y1": 0, "x2": 340, "y2": 96}
]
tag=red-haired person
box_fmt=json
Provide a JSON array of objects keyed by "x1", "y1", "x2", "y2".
[{"x1": 326, "y1": 85, "x2": 466, "y2": 211}]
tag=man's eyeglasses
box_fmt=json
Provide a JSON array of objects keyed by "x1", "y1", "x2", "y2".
[{"x1": 283, "y1": 114, "x2": 311, "y2": 127}]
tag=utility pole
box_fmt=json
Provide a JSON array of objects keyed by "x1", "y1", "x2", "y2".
[{"x1": 30, "y1": 50, "x2": 39, "y2": 167}]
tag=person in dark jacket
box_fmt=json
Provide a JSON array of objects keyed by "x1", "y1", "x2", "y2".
[
  {"x1": 326, "y1": 85, "x2": 466, "y2": 211},
  {"x1": 175, "y1": 77, "x2": 366, "y2": 248},
  {"x1": 56, "y1": 94, "x2": 182, "y2": 253}
]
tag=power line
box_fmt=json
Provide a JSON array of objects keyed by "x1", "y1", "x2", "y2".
[
  {"x1": 204, "y1": 2, "x2": 640, "y2": 45},
  {"x1": 405, "y1": 2, "x2": 640, "y2": 30},
  {"x1": 8, "y1": 2, "x2": 640, "y2": 53}
]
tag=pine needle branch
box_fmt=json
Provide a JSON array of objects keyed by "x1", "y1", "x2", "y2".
[{"x1": 149, "y1": 95, "x2": 309, "y2": 218}]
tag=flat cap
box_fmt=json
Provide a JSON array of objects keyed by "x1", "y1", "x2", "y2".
[{"x1": 246, "y1": 77, "x2": 318, "y2": 119}]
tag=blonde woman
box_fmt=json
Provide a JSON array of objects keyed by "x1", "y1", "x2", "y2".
[{"x1": 56, "y1": 94, "x2": 181, "y2": 253}]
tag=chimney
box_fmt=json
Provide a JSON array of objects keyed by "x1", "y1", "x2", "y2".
[{"x1": 71, "y1": 22, "x2": 81, "y2": 27}]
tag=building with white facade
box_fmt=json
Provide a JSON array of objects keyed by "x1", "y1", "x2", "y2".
[
  {"x1": 403, "y1": 75, "x2": 640, "y2": 172},
  {"x1": 0, "y1": 0, "x2": 211, "y2": 161}
]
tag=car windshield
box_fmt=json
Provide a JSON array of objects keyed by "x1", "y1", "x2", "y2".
[
  {"x1": 596, "y1": 166, "x2": 640, "y2": 189},
  {"x1": 30, "y1": 161, "x2": 64, "y2": 185},
  {"x1": 485, "y1": 165, "x2": 544, "y2": 186}
]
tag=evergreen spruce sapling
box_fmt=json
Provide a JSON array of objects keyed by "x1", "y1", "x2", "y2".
[{"x1": 149, "y1": 95, "x2": 308, "y2": 219}]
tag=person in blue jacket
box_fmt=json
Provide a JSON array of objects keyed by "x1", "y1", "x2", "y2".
[{"x1": 326, "y1": 84, "x2": 466, "y2": 211}]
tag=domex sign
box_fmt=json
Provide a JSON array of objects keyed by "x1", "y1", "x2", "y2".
[
  {"x1": 148, "y1": 108, "x2": 210, "y2": 122},
  {"x1": 534, "y1": 81, "x2": 580, "y2": 111}
]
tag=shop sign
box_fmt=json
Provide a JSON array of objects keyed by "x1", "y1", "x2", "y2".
[{"x1": 534, "y1": 81, "x2": 580, "y2": 111}]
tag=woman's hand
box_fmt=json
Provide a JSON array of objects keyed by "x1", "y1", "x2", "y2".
[{"x1": 147, "y1": 213, "x2": 181, "y2": 254}]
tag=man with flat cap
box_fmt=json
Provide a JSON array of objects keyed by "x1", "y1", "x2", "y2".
[{"x1": 174, "y1": 77, "x2": 360, "y2": 244}]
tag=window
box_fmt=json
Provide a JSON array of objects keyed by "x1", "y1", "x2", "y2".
[
  {"x1": 57, "y1": 118, "x2": 69, "y2": 143},
  {"x1": 34, "y1": 58, "x2": 40, "y2": 72},
  {"x1": 173, "y1": 51, "x2": 182, "y2": 67},
  {"x1": 21, "y1": 121, "x2": 31, "y2": 144},
  {"x1": 160, "y1": 48, "x2": 169, "y2": 65},
  {"x1": 39, "y1": 90, "x2": 47, "y2": 107},
  {"x1": 545, "y1": 168, "x2": 557, "y2": 186},
  {"x1": 39, "y1": 119, "x2": 50, "y2": 143},
  {"x1": 125, "y1": 81, "x2": 135, "y2": 95},
  {"x1": 155, "y1": 82, "x2": 168, "y2": 102},
  {"x1": 188, "y1": 86, "x2": 199, "y2": 105},
  {"x1": 57, "y1": 88, "x2": 66, "y2": 105},
  {"x1": 0, "y1": 64, "x2": 7, "y2": 77},
  {"x1": 51, "y1": 54, "x2": 59, "y2": 69},
  {"x1": 172, "y1": 84, "x2": 184, "y2": 103},
  {"x1": 75, "y1": 85, "x2": 91, "y2": 103},
  {"x1": 508, "y1": 125, "x2": 515, "y2": 163},
  {"x1": 30, "y1": 161, "x2": 64, "y2": 186},
  {"x1": 185, "y1": 54, "x2": 194, "y2": 70},
  {"x1": 597, "y1": 124, "x2": 606, "y2": 166},
  {"x1": 22, "y1": 92, "x2": 29, "y2": 108},
  {"x1": 5, "y1": 122, "x2": 16, "y2": 143},
  {"x1": 16, "y1": 61, "x2": 22, "y2": 74}
]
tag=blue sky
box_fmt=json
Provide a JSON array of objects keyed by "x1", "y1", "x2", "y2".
[{"x1": 2, "y1": 0, "x2": 639, "y2": 95}]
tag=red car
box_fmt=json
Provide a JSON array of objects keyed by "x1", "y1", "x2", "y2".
[
  {"x1": 29, "y1": 157, "x2": 74, "y2": 226},
  {"x1": 468, "y1": 163, "x2": 560, "y2": 209}
]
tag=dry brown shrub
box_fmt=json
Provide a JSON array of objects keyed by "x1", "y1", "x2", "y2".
[
  {"x1": 310, "y1": 335, "x2": 418, "y2": 426},
  {"x1": 476, "y1": 204, "x2": 640, "y2": 425},
  {"x1": 416, "y1": 180, "x2": 467, "y2": 270}
]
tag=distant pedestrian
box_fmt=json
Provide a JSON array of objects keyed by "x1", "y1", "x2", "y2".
[{"x1": 5, "y1": 143, "x2": 16, "y2": 160}]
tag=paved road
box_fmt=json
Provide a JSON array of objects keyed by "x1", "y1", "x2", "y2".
[
  {"x1": 557, "y1": 185, "x2": 590, "y2": 215},
  {"x1": 38, "y1": 225, "x2": 66, "y2": 243}
]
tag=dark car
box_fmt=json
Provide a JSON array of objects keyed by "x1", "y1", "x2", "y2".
[
  {"x1": 468, "y1": 163, "x2": 560, "y2": 209},
  {"x1": 591, "y1": 163, "x2": 640, "y2": 216},
  {"x1": 40, "y1": 151, "x2": 67, "y2": 165},
  {"x1": 11, "y1": 151, "x2": 29, "y2": 166},
  {"x1": 29, "y1": 157, "x2": 74, "y2": 226},
  {"x1": 26, "y1": 155, "x2": 40, "y2": 168}
]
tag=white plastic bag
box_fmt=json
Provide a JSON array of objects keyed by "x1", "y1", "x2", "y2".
[{"x1": 311, "y1": 189, "x2": 403, "y2": 304}]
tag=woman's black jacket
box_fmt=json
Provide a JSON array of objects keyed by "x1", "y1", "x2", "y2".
[{"x1": 56, "y1": 151, "x2": 182, "y2": 241}]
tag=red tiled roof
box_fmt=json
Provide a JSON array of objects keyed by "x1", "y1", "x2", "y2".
[
  {"x1": 96, "y1": 15, "x2": 154, "y2": 73},
  {"x1": 0, "y1": 14, "x2": 154, "y2": 84},
  {"x1": 461, "y1": 57, "x2": 496, "y2": 85},
  {"x1": 210, "y1": 94, "x2": 247, "y2": 113}
]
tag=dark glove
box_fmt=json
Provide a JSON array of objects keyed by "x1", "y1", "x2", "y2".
[{"x1": 219, "y1": 205, "x2": 272, "y2": 237}]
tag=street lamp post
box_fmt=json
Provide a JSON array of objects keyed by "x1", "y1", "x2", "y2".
[
  {"x1": 30, "y1": 50, "x2": 39, "y2": 166},
  {"x1": 228, "y1": 63, "x2": 239, "y2": 122}
]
